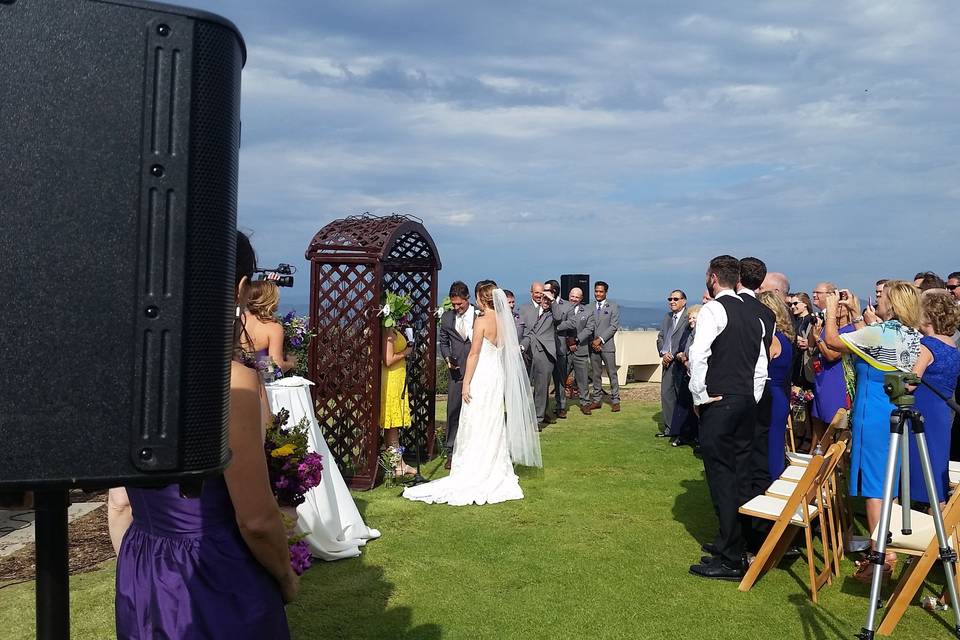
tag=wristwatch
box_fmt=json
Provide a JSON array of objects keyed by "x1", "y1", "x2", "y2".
[{"x1": 853, "y1": 315, "x2": 864, "y2": 323}]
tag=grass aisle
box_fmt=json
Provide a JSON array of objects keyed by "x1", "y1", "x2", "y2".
[{"x1": 0, "y1": 400, "x2": 953, "y2": 638}]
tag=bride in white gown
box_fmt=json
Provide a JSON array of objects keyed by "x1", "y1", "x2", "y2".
[{"x1": 403, "y1": 285, "x2": 542, "y2": 506}]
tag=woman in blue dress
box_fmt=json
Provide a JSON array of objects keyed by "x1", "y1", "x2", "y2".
[
  {"x1": 108, "y1": 232, "x2": 297, "y2": 638},
  {"x1": 823, "y1": 281, "x2": 923, "y2": 582},
  {"x1": 908, "y1": 290, "x2": 960, "y2": 506},
  {"x1": 758, "y1": 292, "x2": 795, "y2": 479}
]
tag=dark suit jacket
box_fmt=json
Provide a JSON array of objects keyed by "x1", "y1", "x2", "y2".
[{"x1": 439, "y1": 309, "x2": 473, "y2": 382}]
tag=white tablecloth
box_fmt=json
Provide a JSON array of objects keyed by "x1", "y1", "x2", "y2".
[{"x1": 265, "y1": 377, "x2": 381, "y2": 561}]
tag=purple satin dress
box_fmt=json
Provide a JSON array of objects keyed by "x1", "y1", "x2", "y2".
[
  {"x1": 811, "y1": 324, "x2": 854, "y2": 422},
  {"x1": 115, "y1": 478, "x2": 290, "y2": 639}
]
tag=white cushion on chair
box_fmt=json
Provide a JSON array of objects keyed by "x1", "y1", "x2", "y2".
[
  {"x1": 870, "y1": 503, "x2": 955, "y2": 553},
  {"x1": 740, "y1": 495, "x2": 818, "y2": 524},
  {"x1": 949, "y1": 461, "x2": 960, "y2": 473},
  {"x1": 779, "y1": 465, "x2": 806, "y2": 482},
  {"x1": 786, "y1": 452, "x2": 813, "y2": 466},
  {"x1": 950, "y1": 469, "x2": 960, "y2": 488},
  {"x1": 766, "y1": 479, "x2": 800, "y2": 499}
]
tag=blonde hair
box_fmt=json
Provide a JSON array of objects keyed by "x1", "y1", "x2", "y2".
[
  {"x1": 921, "y1": 289, "x2": 960, "y2": 336},
  {"x1": 758, "y1": 291, "x2": 795, "y2": 340},
  {"x1": 246, "y1": 280, "x2": 280, "y2": 322},
  {"x1": 475, "y1": 282, "x2": 496, "y2": 310},
  {"x1": 883, "y1": 280, "x2": 921, "y2": 329},
  {"x1": 687, "y1": 303, "x2": 702, "y2": 317}
]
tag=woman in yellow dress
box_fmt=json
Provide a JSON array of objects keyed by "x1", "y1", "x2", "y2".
[{"x1": 381, "y1": 324, "x2": 416, "y2": 476}]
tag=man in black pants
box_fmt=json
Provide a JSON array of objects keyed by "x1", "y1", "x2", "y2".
[
  {"x1": 687, "y1": 255, "x2": 763, "y2": 580},
  {"x1": 738, "y1": 257, "x2": 776, "y2": 498}
]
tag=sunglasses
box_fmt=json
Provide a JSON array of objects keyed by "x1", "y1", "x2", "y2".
[
  {"x1": 789, "y1": 302, "x2": 800, "y2": 307},
  {"x1": 948, "y1": 285, "x2": 959, "y2": 291},
  {"x1": 667, "y1": 297, "x2": 683, "y2": 302}
]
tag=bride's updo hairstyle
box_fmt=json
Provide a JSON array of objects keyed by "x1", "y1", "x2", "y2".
[{"x1": 475, "y1": 281, "x2": 496, "y2": 310}]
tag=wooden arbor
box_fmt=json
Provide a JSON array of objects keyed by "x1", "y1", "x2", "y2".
[{"x1": 305, "y1": 214, "x2": 441, "y2": 490}]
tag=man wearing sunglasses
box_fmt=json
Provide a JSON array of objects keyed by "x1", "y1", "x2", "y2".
[
  {"x1": 947, "y1": 272, "x2": 960, "y2": 302},
  {"x1": 656, "y1": 290, "x2": 689, "y2": 438}
]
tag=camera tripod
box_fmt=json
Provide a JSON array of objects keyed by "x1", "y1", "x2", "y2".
[{"x1": 858, "y1": 372, "x2": 960, "y2": 639}]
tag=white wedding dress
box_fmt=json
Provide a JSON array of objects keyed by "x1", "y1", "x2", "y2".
[{"x1": 403, "y1": 289, "x2": 541, "y2": 506}]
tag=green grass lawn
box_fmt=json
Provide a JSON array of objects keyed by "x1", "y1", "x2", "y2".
[{"x1": 1, "y1": 399, "x2": 955, "y2": 638}]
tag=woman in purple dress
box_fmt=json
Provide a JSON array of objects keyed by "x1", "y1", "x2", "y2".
[
  {"x1": 808, "y1": 299, "x2": 855, "y2": 447},
  {"x1": 108, "y1": 232, "x2": 297, "y2": 639},
  {"x1": 909, "y1": 290, "x2": 960, "y2": 506},
  {"x1": 759, "y1": 293, "x2": 795, "y2": 478}
]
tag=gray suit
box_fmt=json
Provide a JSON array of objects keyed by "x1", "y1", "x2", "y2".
[
  {"x1": 656, "y1": 308, "x2": 689, "y2": 432},
  {"x1": 438, "y1": 308, "x2": 472, "y2": 452},
  {"x1": 590, "y1": 300, "x2": 620, "y2": 404},
  {"x1": 519, "y1": 302, "x2": 556, "y2": 422},
  {"x1": 550, "y1": 298, "x2": 573, "y2": 412},
  {"x1": 556, "y1": 303, "x2": 597, "y2": 405}
]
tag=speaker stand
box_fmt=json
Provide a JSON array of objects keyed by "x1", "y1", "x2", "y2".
[{"x1": 35, "y1": 490, "x2": 70, "y2": 640}]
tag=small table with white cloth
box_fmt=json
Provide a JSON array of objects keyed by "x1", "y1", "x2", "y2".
[{"x1": 264, "y1": 376, "x2": 381, "y2": 561}]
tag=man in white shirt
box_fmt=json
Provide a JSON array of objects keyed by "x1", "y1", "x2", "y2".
[
  {"x1": 687, "y1": 255, "x2": 762, "y2": 581},
  {"x1": 438, "y1": 281, "x2": 474, "y2": 467}
]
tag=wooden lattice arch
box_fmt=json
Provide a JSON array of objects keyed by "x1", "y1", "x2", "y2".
[{"x1": 305, "y1": 214, "x2": 441, "y2": 490}]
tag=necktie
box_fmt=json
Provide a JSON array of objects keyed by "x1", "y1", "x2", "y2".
[
  {"x1": 456, "y1": 313, "x2": 466, "y2": 340},
  {"x1": 596, "y1": 302, "x2": 602, "y2": 315}
]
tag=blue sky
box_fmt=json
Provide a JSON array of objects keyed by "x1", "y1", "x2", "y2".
[{"x1": 182, "y1": 1, "x2": 959, "y2": 307}]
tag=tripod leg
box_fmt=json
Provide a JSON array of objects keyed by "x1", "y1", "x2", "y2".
[
  {"x1": 860, "y1": 429, "x2": 903, "y2": 640},
  {"x1": 914, "y1": 429, "x2": 960, "y2": 637},
  {"x1": 900, "y1": 424, "x2": 911, "y2": 533}
]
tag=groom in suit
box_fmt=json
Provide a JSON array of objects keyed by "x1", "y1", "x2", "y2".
[
  {"x1": 655, "y1": 290, "x2": 689, "y2": 438},
  {"x1": 589, "y1": 281, "x2": 621, "y2": 411},
  {"x1": 544, "y1": 279, "x2": 572, "y2": 419},
  {"x1": 438, "y1": 281, "x2": 473, "y2": 469},
  {"x1": 519, "y1": 282, "x2": 556, "y2": 429}
]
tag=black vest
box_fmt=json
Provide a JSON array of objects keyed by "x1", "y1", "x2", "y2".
[
  {"x1": 704, "y1": 295, "x2": 763, "y2": 397},
  {"x1": 740, "y1": 293, "x2": 775, "y2": 358}
]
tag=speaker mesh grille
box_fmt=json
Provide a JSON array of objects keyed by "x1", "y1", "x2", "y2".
[{"x1": 180, "y1": 21, "x2": 242, "y2": 471}]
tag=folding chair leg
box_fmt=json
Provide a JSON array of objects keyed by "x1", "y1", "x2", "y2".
[
  {"x1": 764, "y1": 527, "x2": 799, "y2": 572},
  {"x1": 804, "y1": 527, "x2": 818, "y2": 604},
  {"x1": 740, "y1": 520, "x2": 793, "y2": 593}
]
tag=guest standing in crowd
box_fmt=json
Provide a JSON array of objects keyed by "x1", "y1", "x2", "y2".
[
  {"x1": 823, "y1": 281, "x2": 923, "y2": 582},
  {"x1": 947, "y1": 272, "x2": 960, "y2": 302},
  {"x1": 789, "y1": 292, "x2": 814, "y2": 337},
  {"x1": 670, "y1": 304, "x2": 700, "y2": 447},
  {"x1": 557, "y1": 287, "x2": 597, "y2": 415},
  {"x1": 544, "y1": 279, "x2": 571, "y2": 419},
  {"x1": 656, "y1": 290, "x2": 689, "y2": 437},
  {"x1": 688, "y1": 256, "x2": 762, "y2": 580},
  {"x1": 917, "y1": 271, "x2": 947, "y2": 291},
  {"x1": 908, "y1": 290, "x2": 960, "y2": 506},
  {"x1": 242, "y1": 281, "x2": 298, "y2": 379},
  {"x1": 589, "y1": 281, "x2": 621, "y2": 412},
  {"x1": 736, "y1": 257, "x2": 776, "y2": 501},
  {"x1": 759, "y1": 272, "x2": 790, "y2": 302},
  {"x1": 808, "y1": 281, "x2": 856, "y2": 449},
  {"x1": 520, "y1": 281, "x2": 557, "y2": 428},
  {"x1": 109, "y1": 232, "x2": 296, "y2": 638},
  {"x1": 439, "y1": 281, "x2": 474, "y2": 468},
  {"x1": 759, "y1": 292, "x2": 795, "y2": 479},
  {"x1": 504, "y1": 289, "x2": 523, "y2": 340},
  {"x1": 380, "y1": 297, "x2": 416, "y2": 476}
]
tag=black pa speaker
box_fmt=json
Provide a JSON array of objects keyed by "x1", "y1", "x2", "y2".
[
  {"x1": 561, "y1": 274, "x2": 591, "y2": 305},
  {"x1": 0, "y1": 0, "x2": 246, "y2": 489}
]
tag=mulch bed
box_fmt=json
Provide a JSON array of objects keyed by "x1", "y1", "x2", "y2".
[{"x1": 0, "y1": 492, "x2": 115, "y2": 583}]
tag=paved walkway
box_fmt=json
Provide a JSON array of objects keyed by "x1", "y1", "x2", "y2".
[{"x1": 0, "y1": 502, "x2": 103, "y2": 558}]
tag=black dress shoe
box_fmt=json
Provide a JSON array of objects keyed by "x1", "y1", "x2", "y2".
[
  {"x1": 700, "y1": 555, "x2": 714, "y2": 565},
  {"x1": 670, "y1": 438, "x2": 685, "y2": 447},
  {"x1": 654, "y1": 431, "x2": 670, "y2": 438},
  {"x1": 701, "y1": 543, "x2": 719, "y2": 555},
  {"x1": 689, "y1": 560, "x2": 744, "y2": 581}
]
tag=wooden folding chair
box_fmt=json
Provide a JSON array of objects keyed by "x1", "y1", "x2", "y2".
[
  {"x1": 875, "y1": 487, "x2": 960, "y2": 636},
  {"x1": 768, "y1": 432, "x2": 851, "y2": 576},
  {"x1": 739, "y1": 442, "x2": 843, "y2": 603},
  {"x1": 786, "y1": 408, "x2": 848, "y2": 467},
  {"x1": 785, "y1": 413, "x2": 797, "y2": 454},
  {"x1": 949, "y1": 460, "x2": 960, "y2": 489}
]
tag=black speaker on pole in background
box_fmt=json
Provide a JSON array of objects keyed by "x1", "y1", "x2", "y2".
[
  {"x1": 0, "y1": 0, "x2": 247, "y2": 490},
  {"x1": 561, "y1": 274, "x2": 591, "y2": 305}
]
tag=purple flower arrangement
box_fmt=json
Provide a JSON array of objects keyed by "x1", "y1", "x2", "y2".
[
  {"x1": 280, "y1": 311, "x2": 315, "y2": 378},
  {"x1": 264, "y1": 408, "x2": 323, "y2": 575}
]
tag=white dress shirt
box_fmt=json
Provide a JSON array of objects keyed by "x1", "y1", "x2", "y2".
[
  {"x1": 455, "y1": 305, "x2": 475, "y2": 341},
  {"x1": 687, "y1": 290, "x2": 736, "y2": 406},
  {"x1": 738, "y1": 288, "x2": 769, "y2": 402}
]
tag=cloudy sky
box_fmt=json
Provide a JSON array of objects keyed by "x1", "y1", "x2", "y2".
[{"x1": 183, "y1": 1, "x2": 958, "y2": 306}]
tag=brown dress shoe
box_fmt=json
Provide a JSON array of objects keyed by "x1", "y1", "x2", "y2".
[
  {"x1": 444, "y1": 456, "x2": 452, "y2": 470},
  {"x1": 588, "y1": 402, "x2": 602, "y2": 411},
  {"x1": 610, "y1": 403, "x2": 621, "y2": 412},
  {"x1": 557, "y1": 409, "x2": 568, "y2": 419},
  {"x1": 579, "y1": 404, "x2": 592, "y2": 416}
]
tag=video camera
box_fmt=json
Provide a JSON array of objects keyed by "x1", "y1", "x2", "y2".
[{"x1": 254, "y1": 263, "x2": 296, "y2": 287}]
